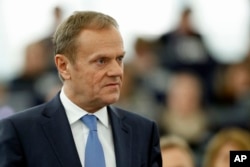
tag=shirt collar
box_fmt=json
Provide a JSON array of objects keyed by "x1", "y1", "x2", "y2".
[{"x1": 59, "y1": 87, "x2": 109, "y2": 128}]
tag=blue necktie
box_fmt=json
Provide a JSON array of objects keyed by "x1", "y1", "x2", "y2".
[{"x1": 81, "y1": 115, "x2": 106, "y2": 167}]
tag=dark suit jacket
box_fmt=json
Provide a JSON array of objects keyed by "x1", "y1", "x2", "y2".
[{"x1": 0, "y1": 94, "x2": 162, "y2": 167}]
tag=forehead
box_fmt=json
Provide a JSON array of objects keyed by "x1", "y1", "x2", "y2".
[
  {"x1": 75, "y1": 27, "x2": 124, "y2": 57},
  {"x1": 78, "y1": 27, "x2": 123, "y2": 46}
]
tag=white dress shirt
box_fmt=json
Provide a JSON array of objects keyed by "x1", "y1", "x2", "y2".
[{"x1": 60, "y1": 88, "x2": 116, "y2": 167}]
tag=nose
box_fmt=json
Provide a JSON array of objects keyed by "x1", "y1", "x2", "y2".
[{"x1": 107, "y1": 60, "x2": 123, "y2": 77}]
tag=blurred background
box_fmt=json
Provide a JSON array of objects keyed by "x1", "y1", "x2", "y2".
[
  {"x1": 1, "y1": 0, "x2": 250, "y2": 81},
  {"x1": 1, "y1": 0, "x2": 250, "y2": 167}
]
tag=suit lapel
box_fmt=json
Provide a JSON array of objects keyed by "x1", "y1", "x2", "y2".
[
  {"x1": 108, "y1": 106, "x2": 132, "y2": 167},
  {"x1": 41, "y1": 95, "x2": 82, "y2": 167},
  {"x1": 40, "y1": 95, "x2": 133, "y2": 167}
]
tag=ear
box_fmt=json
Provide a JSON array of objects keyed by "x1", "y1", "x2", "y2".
[{"x1": 54, "y1": 54, "x2": 71, "y2": 80}]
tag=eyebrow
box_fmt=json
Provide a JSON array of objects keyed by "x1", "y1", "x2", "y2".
[
  {"x1": 93, "y1": 51, "x2": 126, "y2": 58},
  {"x1": 121, "y1": 51, "x2": 126, "y2": 56}
]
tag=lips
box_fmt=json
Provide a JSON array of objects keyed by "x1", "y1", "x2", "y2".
[
  {"x1": 104, "y1": 80, "x2": 122, "y2": 87},
  {"x1": 105, "y1": 82, "x2": 121, "y2": 87}
]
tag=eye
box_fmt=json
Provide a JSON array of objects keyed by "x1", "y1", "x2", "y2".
[
  {"x1": 97, "y1": 58, "x2": 106, "y2": 65},
  {"x1": 117, "y1": 56, "x2": 124, "y2": 63}
]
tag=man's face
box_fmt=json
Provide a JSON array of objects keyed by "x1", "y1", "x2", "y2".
[{"x1": 59, "y1": 27, "x2": 125, "y2": 112}]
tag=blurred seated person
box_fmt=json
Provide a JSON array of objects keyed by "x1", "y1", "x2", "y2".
[
  {"x1": 8, "y1": 40, "x2": 49, "y2": 111},
  {"x1": 160, "y1": 135, "x2": 195, "y2": 167},
  {"x1": 155, "y1": 7, "x2": 218, "y2": 105},
  {"x1": 8, "y1": 6, "x2": 65, "y2": 112},
  {"x1": 40, "y1": 5, "x2": 64, "y2": 74},
  {"x1": 114, "y1": 62, "x2": 163, "y2": 122},
  {"x1": 131, "y1": 37, "x2": 171, "y2": 105},
  {"x1": 159, "y1": 71, "x2": 211, "y2": 154},
  {"x1": 202, "y1": 127, "x2": 250, "y2": 167},
  {"x1": 209, "y1": 62, "x2": 250, "y2": 131}
]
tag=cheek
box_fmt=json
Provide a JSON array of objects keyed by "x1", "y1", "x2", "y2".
[
  {"x1": 91, "y1": 72, "x2": 105, "y2": 89},
  {"x1": 73, "y1": 68, "x2": 93, "y2": 89}
]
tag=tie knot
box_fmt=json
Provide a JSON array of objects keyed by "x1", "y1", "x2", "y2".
[{"x1": 81, "y1": 115, "x2": 97, "y2": 131}]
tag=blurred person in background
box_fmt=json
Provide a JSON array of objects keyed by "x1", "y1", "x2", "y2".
[
  {"x1": 0, "y1": 11, "x2": 162, "y2": 167},
  {"x1": 7, "y1": 6, "x2": 64, "y2": 111},
  {"x1": 202, "y1": 127, "x2": 250, "y2": 167},
  {"x1": 131, "y1": 37, "x2": 170, "y2": 106},
  {"x1": 114, "y1": 37, "x2": 170, "y2": 122},
  {"x1": 159, "y1": 71, "x2": 212, "y2": 163},
  {"x1": 160, "y1": 135, "x2": 196, "y2": 167},
  {"x1": 40, "y1": 5, "x2": 64, "y2": 74},
  {"x1": 8, "y1": 40, "x2": 49, "y2": 111},
  {"x1": 114, "y1": 62, "x2": 162, "y2": 122},
  {"x1": 155, "y1": 7, "x2": 219, "y2": 106},
  {"x1": 209, "y1": 61, "x2": 250, "y2": 131}
]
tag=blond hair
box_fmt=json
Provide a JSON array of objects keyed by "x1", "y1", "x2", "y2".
[
  {"x1": 203, "y1": 127, "x2": 250, "y2": 167},
  {"x1": 160, "y1": 135, "x2": 195, "y2": 166}
]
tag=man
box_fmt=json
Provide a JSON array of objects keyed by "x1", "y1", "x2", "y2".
[{"x1": 0, "y1": 11, "x2": 162, "y2": 167}]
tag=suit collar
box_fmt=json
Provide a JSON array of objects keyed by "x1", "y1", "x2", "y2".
[
  {"x1": 41, "y1": 94, "x2": 82, "y2": 167},
  {"x1": 42, "y1": 94, "x2": 133, "y2": 167},
  {"x1": 108, "y1": 106, "x2": 132, "y2": 167}
]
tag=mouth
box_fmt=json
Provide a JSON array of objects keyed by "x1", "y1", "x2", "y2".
[
  {"x1": 104, "y1": 81, "x2": 122, "y2": 88},
  {"x1": 105, "y1": 82, "x2": 121, "y2": 87}
]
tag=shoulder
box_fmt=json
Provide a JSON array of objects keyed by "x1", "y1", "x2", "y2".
[
  {"x1": 0, "y1": 103, "x2": 47, "y2": 142},
  {"x1": 109, "y1": 106, "x2": 157, "y2": 127},
  {"x1": 109, "y1": 106, "x2": 160, "y2": 145}
]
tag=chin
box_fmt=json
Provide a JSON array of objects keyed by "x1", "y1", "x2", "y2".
[{"x1": 103, "y1": 94, "x2": 120, "y2": 105}]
